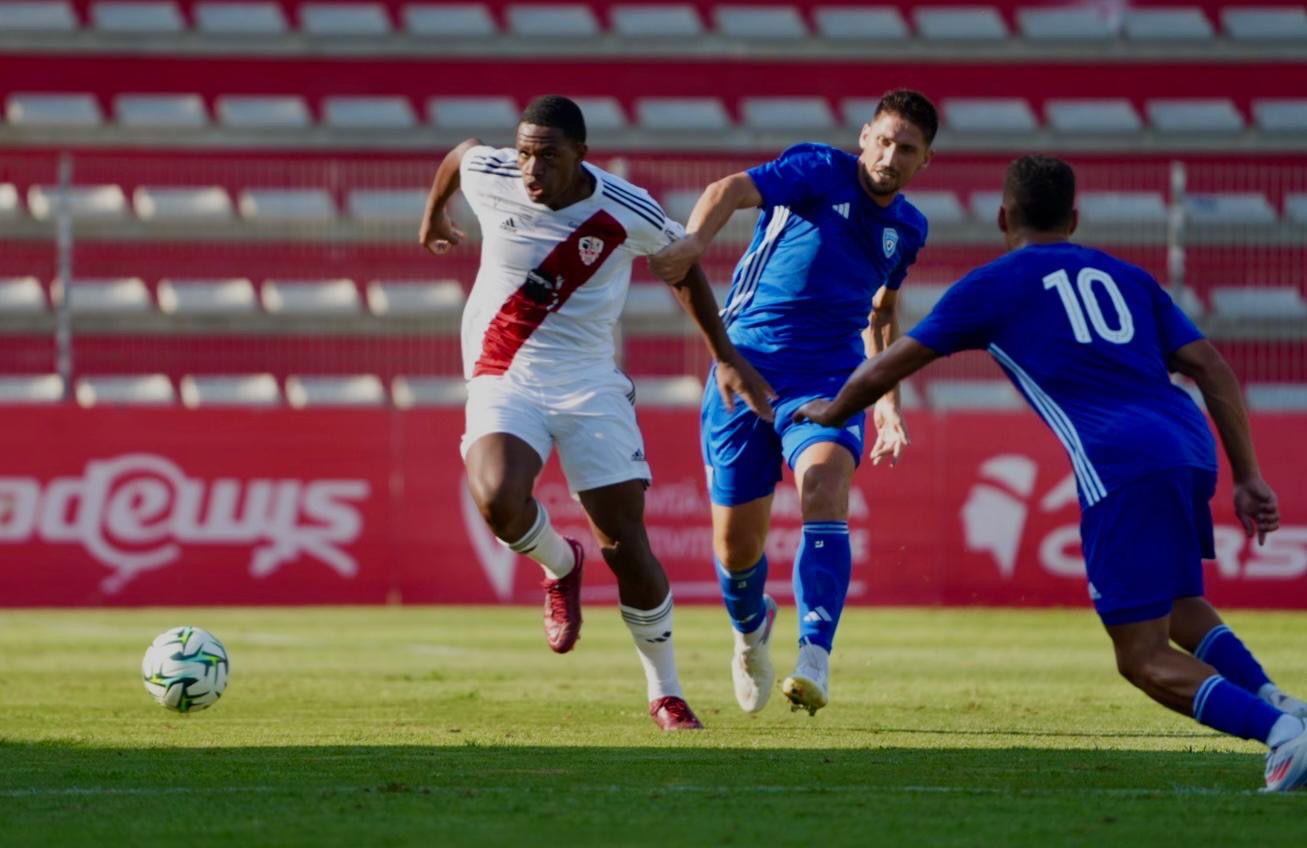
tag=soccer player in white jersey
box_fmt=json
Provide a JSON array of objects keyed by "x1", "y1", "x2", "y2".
[{"x1": 418, "y1": 95, "x2": 773, "y2": 731}]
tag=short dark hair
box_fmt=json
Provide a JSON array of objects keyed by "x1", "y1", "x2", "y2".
[
  {"x1": 873, "y1": 89, "x2": 938, "y2": 145},
  {"x1": 1004, "y1": 155, "x2": 1076, "y2": 232},
  {"x1": 520, "y1": 95, "x2": 586, "y2": 144}
]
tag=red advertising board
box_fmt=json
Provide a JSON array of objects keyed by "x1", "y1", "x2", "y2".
[{"x1": 1, "y1": 407, "x2": 1304, "y2": 608}]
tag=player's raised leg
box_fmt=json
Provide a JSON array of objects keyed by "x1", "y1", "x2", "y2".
[
  {"x1": 464, "y1": 432, "x2": 582, "y2": 653},
  {"x1": 713, "y1": 497, "x2": 778, "y2": 713},
  {"x1": 782, "y1": 441, "x2": 857, "y2": 716},
  {"x1": 1107, "y1": 615, "x2": 1307, "y2": 791},
  {"x1": 579, "y1": 480, "x2": 702, "y2": 731},
  {"x1": 1170, "y1": 597, "x2": 1307, "y2": 719}
]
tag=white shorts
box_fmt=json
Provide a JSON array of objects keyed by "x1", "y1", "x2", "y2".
[{"x1": 460, "y1": 370, "x2": 652, "y2": 494}]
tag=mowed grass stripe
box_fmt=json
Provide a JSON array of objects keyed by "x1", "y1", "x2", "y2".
[{"x1": 1, "y1": 607, "x2": 1305, "y2": 847}]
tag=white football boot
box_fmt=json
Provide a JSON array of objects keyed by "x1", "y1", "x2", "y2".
[
  {"x1": 732, "y1": 595, "x2": 778, "y2": 713},
  {"x1": 782, "y1": 642, "x2": 830, "y2": 717},
  {"x1": 1264, "y1": 724, "x2": 1307, "y2": 792},
  {"x1": 1264, "y1": 686, "x2": 1307, "y2": 720}
]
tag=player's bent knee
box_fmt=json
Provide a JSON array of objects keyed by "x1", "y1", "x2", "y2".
[
  {"x1": 1114, "y1": 648, "x2": 1165, "y2": 692},
  {"x1": 798, "y1": 475, "x2": 849, "y2": 521},
  {"x1": 467, "y1": 476, "x2": 533, "y2": 534},
  {"x1": 713, "y1": 534, "x2": 766, "y2": 571}
]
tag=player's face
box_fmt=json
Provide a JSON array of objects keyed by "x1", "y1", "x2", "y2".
[
  {"x1": 516, "y1": 123, "x2": 587, "y2": 207},
  {"x1": 858, "y1": 112, "x2": 933, "y2": 199}
]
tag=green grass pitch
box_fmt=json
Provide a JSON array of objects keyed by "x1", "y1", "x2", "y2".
[{"x1": 2, "y1": 606, "x2": 1305, "y2": 846}]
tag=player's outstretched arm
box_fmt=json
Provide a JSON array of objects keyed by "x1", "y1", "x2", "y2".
[
  {"x1": 668, "y1": 263, "x2": 776, "y2": 421},
  {"x1": 418, "y1": 138, "x2": 480, "y2": 255},
  {"x1": 794, "y1": 337, "x2": 938, "y2": 428},
  {"x1": 865, "y1": 286, "x2": 909, "y2": 466},
  {"x1": 649, "y1": 173, "x2": 762, "y2": 285},
  {"x1": 1168, "y1": 339, "x2": 1281, "y2": 544}
]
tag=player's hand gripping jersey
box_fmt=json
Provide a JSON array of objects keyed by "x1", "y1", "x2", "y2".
[
  {"x1": 459, "y1": 146, "x2": 684, "y2": 384},
  {"x1": 723, "y1": 143, "x2": 928, "y2": 377},
  {"x1": 909, "y1": 242, "x2": 1217, "y2": 508}
]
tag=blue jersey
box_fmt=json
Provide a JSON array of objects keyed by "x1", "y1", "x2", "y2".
[
  {"x1": 908, "y1": 242, "x2": 1216, "y2": 509},
  {"x1": 721, "y1": 143, "x2": 928, "y2": 379}
]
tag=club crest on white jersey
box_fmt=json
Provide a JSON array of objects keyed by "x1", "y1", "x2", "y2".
[{"x1": 578, "y1": 235, "x2": 604, "y2": 266}]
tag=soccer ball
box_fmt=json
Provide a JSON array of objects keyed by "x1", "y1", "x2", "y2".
[{"x1": 141, "y1": 626, "x2": 229, "y2": 713}]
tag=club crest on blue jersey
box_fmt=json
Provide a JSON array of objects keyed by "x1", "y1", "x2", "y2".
[{"x1": 882, "y1": 227, "x2": 899, "y2": 259}]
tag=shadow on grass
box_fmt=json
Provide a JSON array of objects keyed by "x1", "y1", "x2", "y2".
[
  {"x1": 0, "y1": 739, "x2": 1266, "y2": 794},
  {"x1": 0, "y1": 741, "x2": 1289, "y2": 848}
]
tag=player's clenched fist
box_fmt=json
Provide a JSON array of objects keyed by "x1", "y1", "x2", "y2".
[
  {"x1": 419, "y1": 209, "x2": 465, "y2": 255},
  {"x1": 649, "y1": 234, "x2": 706, "y2": 285}
]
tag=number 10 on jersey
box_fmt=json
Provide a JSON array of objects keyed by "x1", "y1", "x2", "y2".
[{"x1": 1043, "y1": 267, "x2": 1135, "y2": 344}]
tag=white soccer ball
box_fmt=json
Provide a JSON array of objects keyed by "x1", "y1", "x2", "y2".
[{"x1": 141, "y1": 626, "x2": 229, "y2": 713}]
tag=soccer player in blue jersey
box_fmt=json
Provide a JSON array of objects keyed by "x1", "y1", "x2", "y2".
[
  {"x1": 649, "y1": 89, "x2": 937, "y2": 715},
  {"x1": 794, "y1": 154, "x2": 1307, "y2": 790}
]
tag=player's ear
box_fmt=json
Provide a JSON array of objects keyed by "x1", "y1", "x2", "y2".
[
  {"x1": 858, "y1": 123, "x2": 872, "y2": 150},
  {"x1": 1068, "y1": 208, "x2": 1079, "y2": 236},
  {"x1": 572, "y1": 141, "x2": 589, "y2": 162},
  {"x1": 997, "y1": 205, "x2": 1010, "y2": 234}
]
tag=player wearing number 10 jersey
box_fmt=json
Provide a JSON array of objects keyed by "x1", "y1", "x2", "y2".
[{"x1": 795, "y1": 154, "x2": 1307, "y2": 792}]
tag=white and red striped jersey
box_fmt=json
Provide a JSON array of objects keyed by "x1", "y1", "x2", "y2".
[{"x1": 458, "y1": 145, "x2": 685, "y2": 384}]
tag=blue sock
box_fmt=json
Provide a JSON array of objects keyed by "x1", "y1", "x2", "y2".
[
  {"x1": 1193, "y1": 625, "x2": 1273, "y2": 695},
  {"x1": 716, "y1": 556, "x2": 768, "y2": 633},
  {"x1": 1193, "y1": 675, "x2": 1283, "y2": 742},
  {"x1": 792, "y1": 521, "x2": 852, "y2": 652}
]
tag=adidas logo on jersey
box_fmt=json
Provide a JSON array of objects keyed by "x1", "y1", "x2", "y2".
[
  {"x1": 832, "y1": 202, "x2": 850, "y2": 219},
  {"x1": 499, "y1": 216, "x2": 518, "y2": 232},
  {"x1": 630, "y1": 448, "x2": 646, "y2": 462}
]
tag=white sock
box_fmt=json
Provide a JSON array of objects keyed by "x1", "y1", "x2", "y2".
[
  {"x1": 796, "y1": 643, "x2": 830, "y2": 676},
  {"x1": 734, "y1": 626, "x2": 766, "y2": 651},
  {"x1": 504, "y1": 501, "x2": 575, "y2": 580},
  {"x1": 621, "y1": 593, "x2": 682, "y2": 701},
  {"x1": 1268, "y1": 714, "x2": 1306, "y2": 749},
  {"x1": 1260, "y1": 683, "x2": 1283, "y2": 704}
]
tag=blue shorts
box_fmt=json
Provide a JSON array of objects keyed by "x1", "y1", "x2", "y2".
[
  {"x1": 1081, "y1": 466, "x2": 1216, "y2": 626},
  {"x1": 701, "y1": 365, "x2": 865, "y2": 506}
]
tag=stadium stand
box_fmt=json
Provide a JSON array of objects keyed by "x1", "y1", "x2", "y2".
[
  {"x1": 0, "y1": 0, "x2": 1302, "y2": 412},
  {"x1": 403, "y1": 3, "x2": 497, "y2": 37},
  {"x1": 157, "y1": 278, "x2": 258, "y2": 314},
  {"x1": 0, "y1": 277, "x2": 47, "y2": 313},
  {"x1": 610, "y1": 4, "x2": 704, "y2": 38},
  {"x1": 261, "y1": 279, "x2": 363, "y2": 315},
  {"x1": 391, "y1": 374, "x2": 467, "y2": 407},
  {"x1": 285, "y1": 374, "x2": 387, "y2": 407},
  {"x1": 179, "y1": 372, "x2": 281, "y2": 406},
  {"x1": 115, "y1": 94, "x2": 208, "y2": 129},
  {"x1": 0, "y1": 373, "x2": 64, "y2": 403},
  {"x1": 192, "y1": 1, "x2": 288, "y2": 34},
  {"x1": 366, "y1": 280, "x2": 465, "y2": 317},
  {"x1": 74, "y1": 373, "x2": 176, "y2": 405},
  {"x1": 215, "y1": 95, "x2": 311, "y2": 129}
]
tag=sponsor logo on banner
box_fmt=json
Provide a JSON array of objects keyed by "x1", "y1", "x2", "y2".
[
  {"x1": 962, "y1": 454, "x2": 1307, "y2": 582},
  {"x1": 460, "y1": 473, "x2": 874, "y2": 604},
  {"x1": 0, "y1": 453, "x2": 370, "y2": 593}
]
